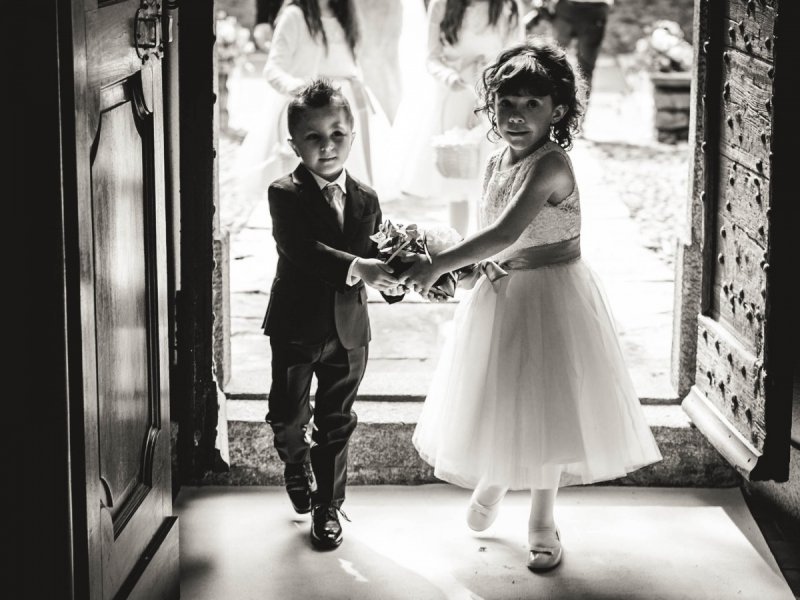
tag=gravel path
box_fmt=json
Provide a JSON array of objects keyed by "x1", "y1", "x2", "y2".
[{"x1": 582, "y1": 140, "x2": 689, "y2": 268}]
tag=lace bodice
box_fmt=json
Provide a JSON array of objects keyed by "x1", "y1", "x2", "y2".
[{"x1": 481, "y1": 142, "x2": 581, "y2": 259}]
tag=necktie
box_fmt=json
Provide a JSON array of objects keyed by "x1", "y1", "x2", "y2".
[{"x1": 323, "y1": 183, "x2": 344, "y2": 230}]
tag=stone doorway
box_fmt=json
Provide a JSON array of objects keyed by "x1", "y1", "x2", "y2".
[
  {"x1": 215, "y1": 15, "x2": 689, "y2": 406},
  {"x1": 205, "y1": 8, "x2": 737, "y2": 491}
]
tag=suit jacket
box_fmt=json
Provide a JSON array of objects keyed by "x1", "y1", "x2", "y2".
[{"x1": 262, "y1": 164, "x2": 400, "y2": 349}]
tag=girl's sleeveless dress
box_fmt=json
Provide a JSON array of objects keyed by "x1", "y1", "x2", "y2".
[{"x1": 412, "y1": 142, "x2": 663, "y2": 490}]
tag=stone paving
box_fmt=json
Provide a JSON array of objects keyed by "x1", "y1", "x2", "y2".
[{"x1": 219, "y1": 55, "x2": 689, "y2": 402}]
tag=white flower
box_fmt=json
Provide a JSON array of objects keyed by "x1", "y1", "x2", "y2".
[{"x1": 422, "y1": 224, "x2": 463, "y2": 255}]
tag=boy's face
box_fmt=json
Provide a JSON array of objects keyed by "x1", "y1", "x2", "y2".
[{"x1": 289, "y1": 106, "x2": 355, "y2": 180}]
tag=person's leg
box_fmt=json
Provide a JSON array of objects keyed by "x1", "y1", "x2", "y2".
[
  {"x1": 552, "y1": 0, "x2": 576, "y2": 50},
  {"x1": 311, "y1": 337, "x2": 367, "y2": 508},
  {"x1": 474, "y1": 480, "x2": 507, "y2": 506},
  {"x1": 527, "y1": 466, "x2": 563, "y2": 570},
  {"x1": 529, "y1": 487, "x2": 558, "y2": 533},
  {"x1": 266, "y1": 339, "x2": 318, "y2": 463},
  {"x1": 266, "y1": 338, "x2": 320, "y2": 513},
  {"x1": 306, "y1": 336, "x2": 366, "y2": 549},
  {"x1": 573, "y1": 3, "x2": 610, "y2": 98},
  {"x1": 467, "y1": 477, "x2": 508, "y2": 531}
]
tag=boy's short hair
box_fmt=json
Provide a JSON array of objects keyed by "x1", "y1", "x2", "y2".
[{"x1": 287, "y1": 79, "x2": 354, "y2": 137}]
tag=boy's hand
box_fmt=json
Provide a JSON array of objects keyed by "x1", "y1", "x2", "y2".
[
  {"x1": 383, "y1": 285, "x2": 406, "y2": 297},
  {"x1": 355, "y1": 258, "x2": 399, "y2": 292}
]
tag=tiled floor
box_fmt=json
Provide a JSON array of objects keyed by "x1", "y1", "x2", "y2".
[{"x1": 176, "y1": 485, "x2": 794, "y2": 600}]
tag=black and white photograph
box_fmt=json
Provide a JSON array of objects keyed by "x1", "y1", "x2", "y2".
[{"x1": 19, "y1": 0, "x2": 798, "y2": 598}]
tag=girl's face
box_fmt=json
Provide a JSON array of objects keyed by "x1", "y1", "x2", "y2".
[{"x1": 495, "y1": 92, "x2": 566, "y2": 154}]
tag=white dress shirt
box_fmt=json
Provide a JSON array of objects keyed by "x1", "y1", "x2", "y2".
[{"x1": 309, "y1": 169, "x2": 362, "y2": 285}]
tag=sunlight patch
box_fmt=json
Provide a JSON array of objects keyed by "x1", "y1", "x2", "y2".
[{"x1": 338, "y1": 558, "x2": 368, "y2": 583}]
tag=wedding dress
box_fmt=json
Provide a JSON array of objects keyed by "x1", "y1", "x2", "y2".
[{"x1": 390, "y1": 0, "x2": 523, "y2": 198}]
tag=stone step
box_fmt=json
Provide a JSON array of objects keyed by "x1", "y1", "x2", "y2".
[{"x1": 204, "y1": 401, "x2": 739, "y2": 488}]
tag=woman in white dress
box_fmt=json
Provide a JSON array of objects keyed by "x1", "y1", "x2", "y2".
[
  {"x1": 235, "y1": 0, "x2": 390, "y2": 229},
  {"x1": 391, "y1": 0, "x2": 524, "y2": 198}
]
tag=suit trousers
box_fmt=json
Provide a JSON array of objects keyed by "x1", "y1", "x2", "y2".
[
  {"x1": 266, "y1": 334, "x2": 367, "y2": 506},
  {"x1": 552, "y1": 1, "x2": 610, "y2": 97}
]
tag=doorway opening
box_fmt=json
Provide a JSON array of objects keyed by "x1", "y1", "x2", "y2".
[{"x1": 213, "y1": 1, "x2": 691, "y2": 410}]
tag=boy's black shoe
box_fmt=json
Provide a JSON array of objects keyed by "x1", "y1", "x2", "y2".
[
  {"x1": 284, "y1": 462, "x2": 317, "y2": 514},
  {"x1": 310, "y1": 503, "x2": 345, "y2": 550}
]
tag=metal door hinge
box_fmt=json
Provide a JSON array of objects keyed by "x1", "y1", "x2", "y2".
[{"x1": 135, "y1": 0, "x2": 172, "y2": 61}]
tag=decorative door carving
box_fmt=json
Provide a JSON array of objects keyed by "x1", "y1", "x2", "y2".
[{"x1": 683, "y1": 0, "x2": 791, "y2": 480}]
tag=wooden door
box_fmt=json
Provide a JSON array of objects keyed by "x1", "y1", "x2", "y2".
[
  {"x1": 71, "y1": 0, "x2": 178, "y2": 597},
  {"x1": 683, "y1": 0, "x2": 791, "y2": 480}
]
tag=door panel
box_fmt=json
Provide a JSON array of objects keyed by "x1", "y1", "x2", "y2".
[
  {"x1": 94, "y1": 84, "x2": 150, "y2": 527},
  {"x1": 683, "y1": 0, "x2": 790, "y2": 481},
  {"x1": 73, "y1": 0, "x2": 177, "y2": 597},
  {"x1": 718, "y1": 50, "x2": 772, "y2": 178}
]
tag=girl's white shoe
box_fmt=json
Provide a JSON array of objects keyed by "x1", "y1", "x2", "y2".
[
  {"x1": 527, "y1": 528, "x2": 562, "y2": 571},
  {"x1": 466, "y1": 489, "x2": 504, "y2": 531}
]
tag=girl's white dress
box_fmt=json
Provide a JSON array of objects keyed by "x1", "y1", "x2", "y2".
[
  {"x1": 236, "y1": 6, "x2": 391, "y2": 216},
  {"x1": 413, "y1": 142, "x2": 663, "y2": 489},
  {"x1": 391, "y1": 0, "x2": 524, "y2": 198}
]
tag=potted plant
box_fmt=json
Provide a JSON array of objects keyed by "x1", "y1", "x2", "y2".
[{"x1": 635, "y1": 21, "x2": 693, "y2": 143}]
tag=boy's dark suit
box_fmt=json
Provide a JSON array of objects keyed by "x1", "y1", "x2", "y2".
[{"x1": 263, "y1": 163, "x2": 399, "y2": 508}]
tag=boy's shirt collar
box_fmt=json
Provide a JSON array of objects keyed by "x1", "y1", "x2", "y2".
[{"x1": 309, "y1": 168, "x2": 348, "y2": 194}]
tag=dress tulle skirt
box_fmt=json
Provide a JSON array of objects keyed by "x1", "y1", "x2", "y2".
[{"x1": 412, "y1": 258, "x2": 663, "y2": 490}]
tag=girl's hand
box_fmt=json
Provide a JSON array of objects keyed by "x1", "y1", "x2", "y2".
[
  {"x1": 445, "y1": 71, "x2": 467, "y2": 91},
  {"x1": 383, "y1": 284, "x2": 407, "y2": 297},
  {"x1": 400, "y1": 261, "x2": 441, "y2": 296},
  {"x1": 426, "y1": 290, "x2": 449, "y2": 303}
]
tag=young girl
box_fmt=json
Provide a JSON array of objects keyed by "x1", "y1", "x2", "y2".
[
  {"x1": 400, "y1": 40, "x2": 662, "y2": 571},
  {"x1": 391, "y1": 0, "x2": 524, "y2": 198},
  {"x1": 236, "y1": 0, "x2": 390, "y2": 224}
]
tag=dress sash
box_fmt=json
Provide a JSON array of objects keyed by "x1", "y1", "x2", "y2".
[{"x1": 478, "y1": 236, "x2": 582, "y2": 289}]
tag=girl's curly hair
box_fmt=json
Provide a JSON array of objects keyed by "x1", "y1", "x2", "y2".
[{"x1": 476, "y1": 39, "x2": 587, "y2": 150}]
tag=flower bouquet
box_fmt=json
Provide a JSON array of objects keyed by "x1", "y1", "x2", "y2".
[{"x1": 370, "y1": 220, "x2": 471, "y2": 298}]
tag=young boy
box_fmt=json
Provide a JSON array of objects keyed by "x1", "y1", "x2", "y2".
[{"x1": 262, "y1": 79, "x2": 402, "y2": 550}]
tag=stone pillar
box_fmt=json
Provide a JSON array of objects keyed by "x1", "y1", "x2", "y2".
[
  {"x1": 670, "y1": 2, "x2": 705, "y2": 399},
  {"x1": 213, "y1": 227, "x2": 232, "y2": 389}
]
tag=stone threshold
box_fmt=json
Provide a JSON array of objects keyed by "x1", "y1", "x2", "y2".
[
  {"x1": 206, "y1": 400, "x2": 739, "y2": 488},
  {"x1": 225, "y1": 392, "x2": 681, "y2": 404}
]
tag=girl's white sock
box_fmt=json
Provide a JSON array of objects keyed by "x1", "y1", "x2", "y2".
[
  {"x1": 528, "y1": 468, "x2": 561, "y2": 546},
  {"x1": 474, "y1": 480, "x2": 507, "y2": 506},
  {"x1": 529, "y1": 487, "x2": 558, "y2": 532}
]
